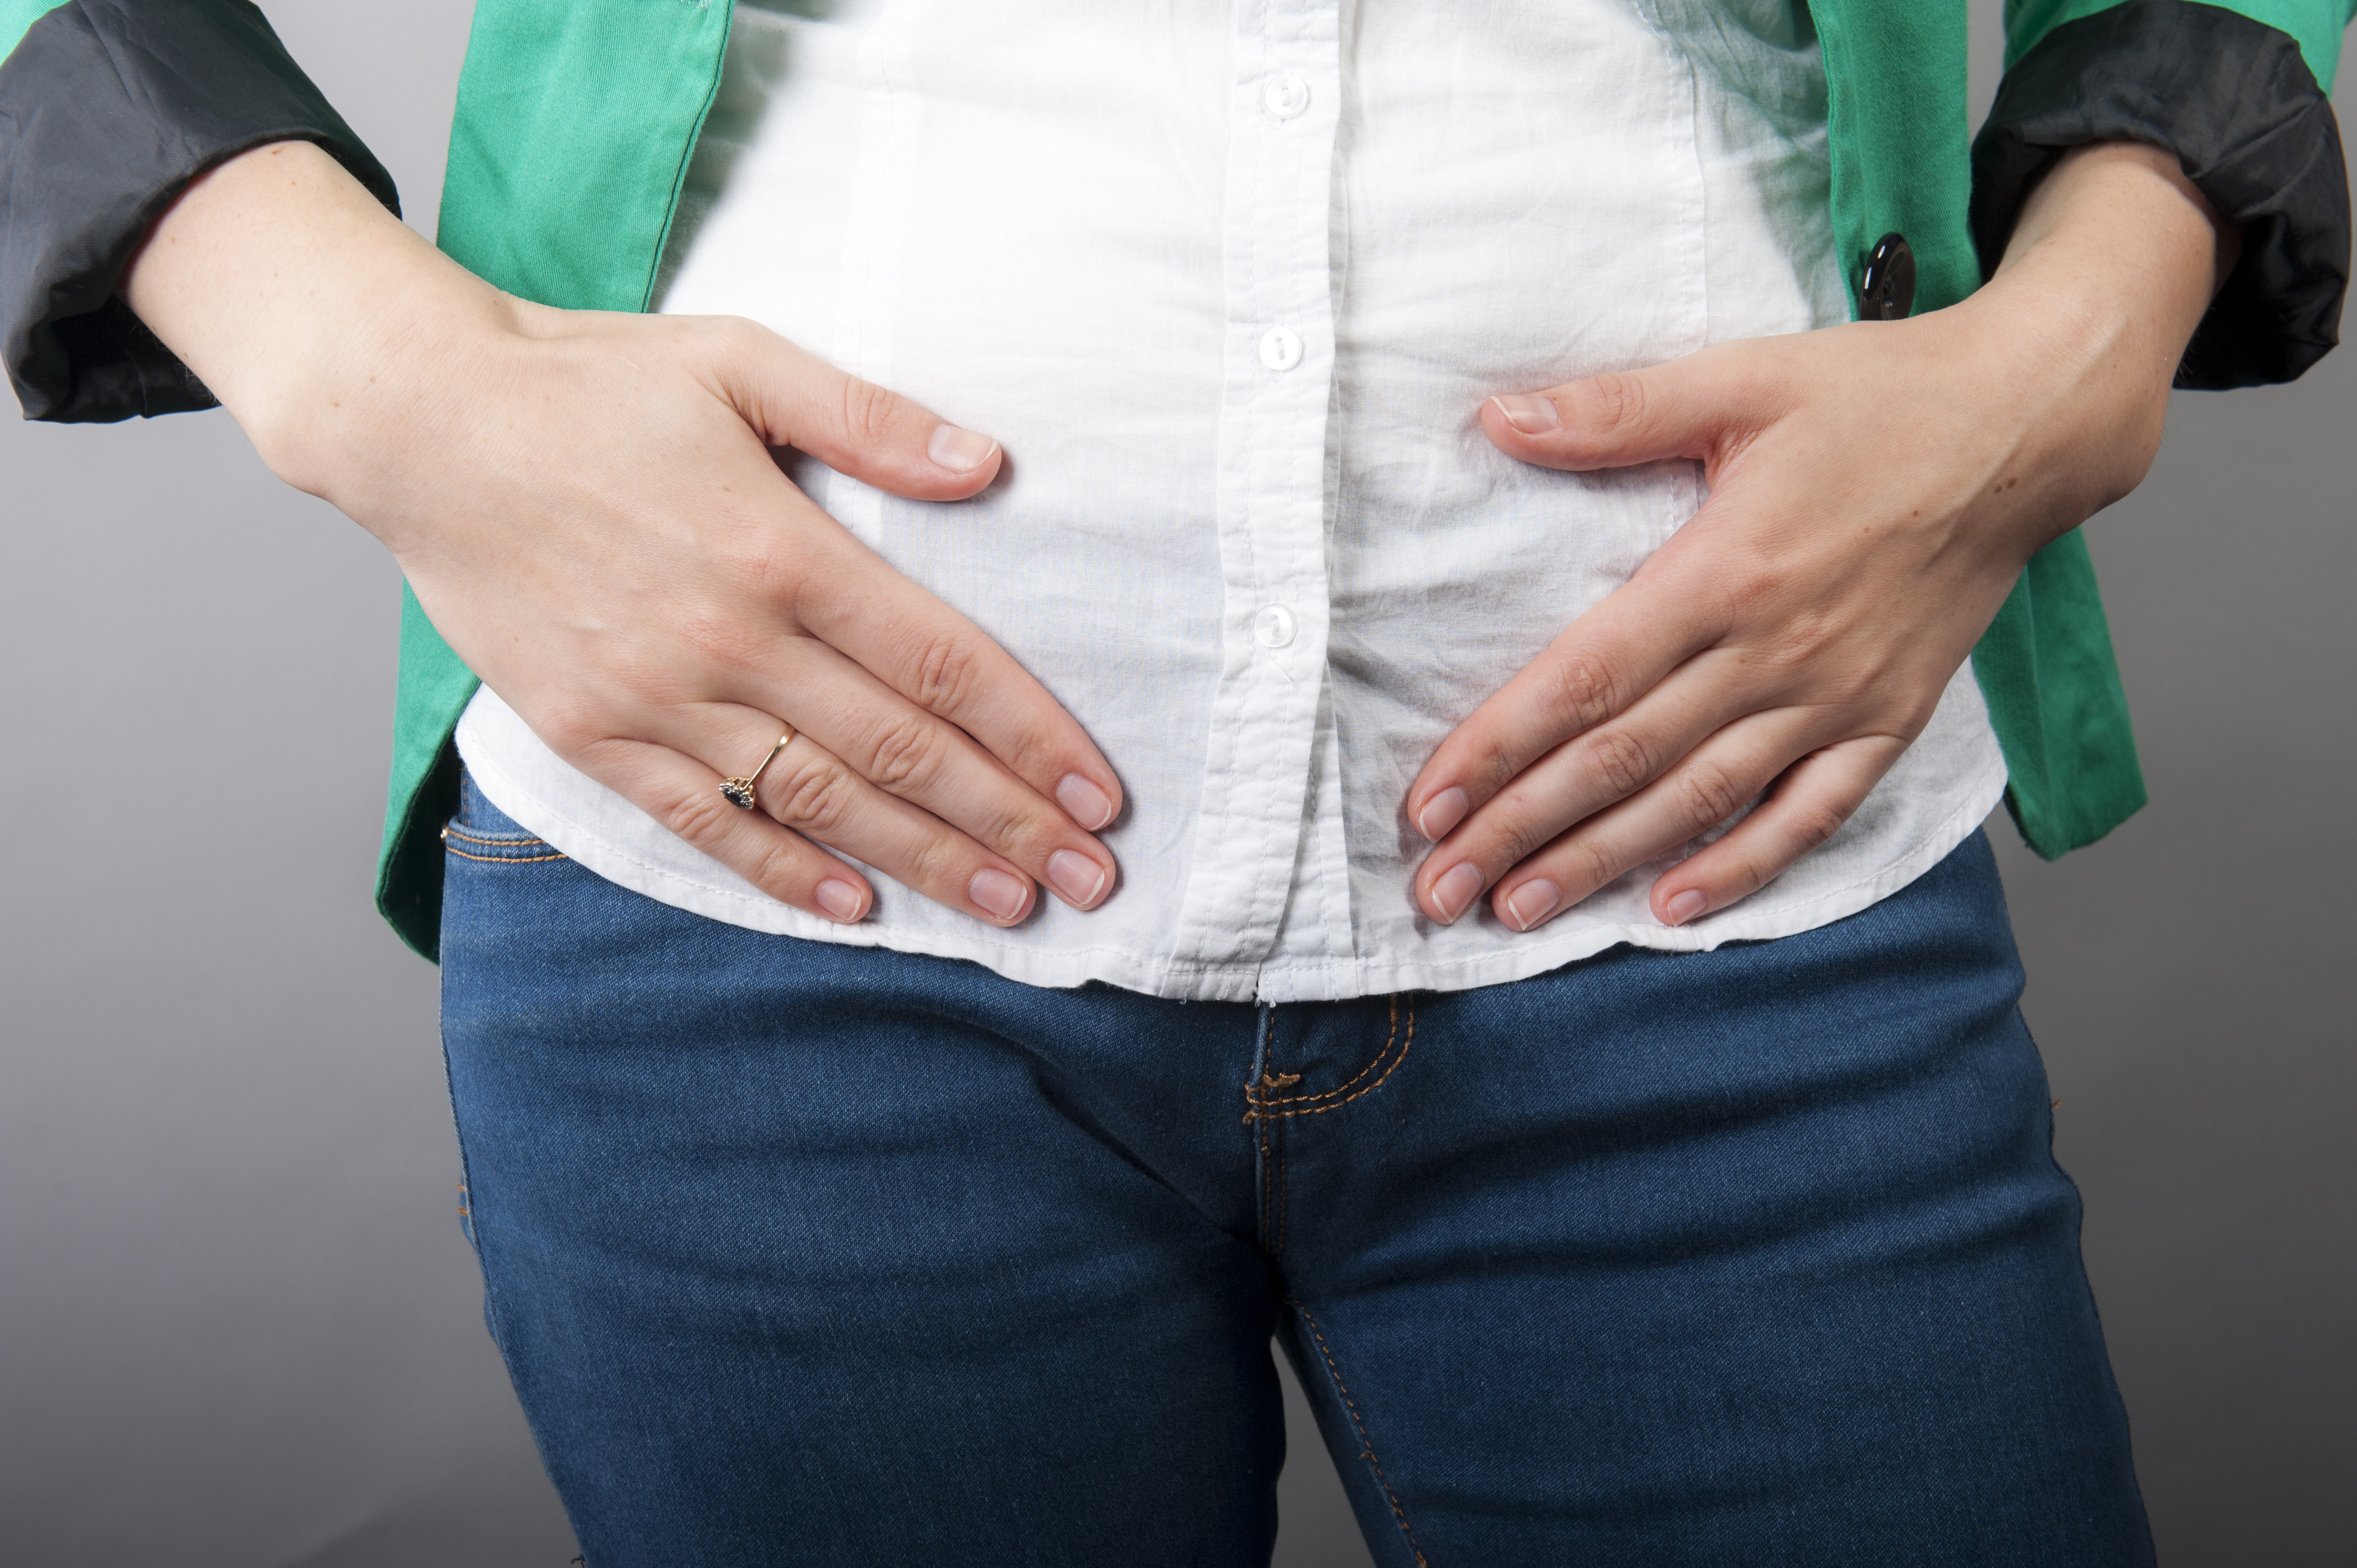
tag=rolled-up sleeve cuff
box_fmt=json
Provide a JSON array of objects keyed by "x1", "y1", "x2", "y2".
[
  {"x1": 0, "y1": 0, "x2": 398, "y2": 422},
  {"x1": 1970, "y1": 0, "x2": 2349, "y2": 390}
]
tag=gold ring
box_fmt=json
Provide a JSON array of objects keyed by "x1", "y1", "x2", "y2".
[{"x1": 719, "y1": 728, "x2": 795, "y2": 810}]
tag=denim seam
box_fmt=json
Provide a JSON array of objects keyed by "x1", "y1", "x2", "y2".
[
  {"x1": 1290, "y1": 1298, "x2": 1429, "y2": 1567},
  {"x1": 444, "y1": 824, "x2": 550, "y2": 848},
  {"x1": 1264, "y1": 1014, "x2": 1291, "y2": 1260},
  {"x1": 1243, "y1": 998, "x2": 1415, "y2": 1122},
  {"x1": 1257, "y1": 1010, "x2": 1275, "y2": 1246},
  {"x1": 444, "y1": 844, "x2": 572, "y2": 865},
  {"x1": 1277, "y1": 1093, "x2": 1291, "y2": 1258},
  {"x1": 1251, "y1": 994, "x2": 1398, "y2": 1110}
]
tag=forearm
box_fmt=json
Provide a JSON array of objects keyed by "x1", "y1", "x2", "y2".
[
  {"x1": 1939, "y1": 141, "x2": 2241, "y2": 554},
  {"x1": 1994, "y1": 140, "x2": 2238, "y2": 371}
]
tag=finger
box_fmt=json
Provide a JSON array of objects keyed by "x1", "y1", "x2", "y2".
[
  {"x1": 786, "y1": 536, "x2": 1125, "y2": 833},
  {"x1": 565, "y1": 737, "x2": 877, "y2": 924},
  {"x1": 1644, "y1": 737, "x2": 1901, "y2": 927},
  {"x1": 603, "y1": 708, "x2": 1053, "y2": 927},
  {"x1": 1406, "y1": 589, "x2": 1731, "y2": 848},
  {"x1": 1412, "y1": 661, "x2": 1751, "y2": 921},
  {"x1": 689, "y1": 668, "x2": 1116, "y2": 912},
  {"x1": 699, "y1": 319, "x2": 1005, "y2": 501},
  {"x1": 1419, "y1": 709, "x2": 1810, "y2": 930},
  {"x1": 1481, "y1": 344, "x2": 1780, "y2": 474}
]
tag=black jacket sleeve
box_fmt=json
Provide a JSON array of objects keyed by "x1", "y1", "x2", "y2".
[
  {"x1": 1972, "y1": 0, "x2": 2349, "y2": 389},
  {"x1": 0, "y1": 0, "x2": 397, "y2": 422}
]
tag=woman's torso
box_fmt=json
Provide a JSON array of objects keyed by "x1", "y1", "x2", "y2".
[{"x1": 455, "y1": 0, "x2": 2008, "y2": 1002}]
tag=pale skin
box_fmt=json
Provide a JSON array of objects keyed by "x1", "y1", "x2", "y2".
[{"x1": 122, "y1": 137, "x2": 2234, "y2": 935}]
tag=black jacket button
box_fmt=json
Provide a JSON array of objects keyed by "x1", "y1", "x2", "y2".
[{"x1": 1861, "y1": 232, "x2": 1916, "y2": 321}]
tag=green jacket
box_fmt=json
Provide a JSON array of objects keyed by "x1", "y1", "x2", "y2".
[{"x1": 7, "y1": 0, "x2": 2349, "y2": 960}]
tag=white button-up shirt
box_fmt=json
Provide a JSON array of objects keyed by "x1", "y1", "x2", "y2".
[{"x1": 456, "y1": 0, "x2": 2009, "y2": 1003}]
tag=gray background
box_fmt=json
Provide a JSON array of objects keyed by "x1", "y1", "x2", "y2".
[{"x1": 1, "y1": 3, "x2": 2348, "y2": 1563}]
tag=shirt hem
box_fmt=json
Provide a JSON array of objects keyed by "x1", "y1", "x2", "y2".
[{"x1": 459, "y1": 718, "x2": 2010, "y2": 1005}]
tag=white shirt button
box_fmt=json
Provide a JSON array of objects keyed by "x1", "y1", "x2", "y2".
[
  {"x1": 1258, "y1": 326, "x2": 1303, "y2": 372},
  {"x1": 1263, "y1": 75, "x2": 1310, "y2": 120},
  {"x1": 1253, "y1": 604, "x2": 1297, "y2": 649}
]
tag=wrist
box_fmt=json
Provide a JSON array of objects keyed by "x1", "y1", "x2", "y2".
[
  {"x1": 1951, "y1": 141, "x2": 2232, "y2": 539},
  {"x1": 122, "y1": 140, "x2": 510, "y2": 504}
]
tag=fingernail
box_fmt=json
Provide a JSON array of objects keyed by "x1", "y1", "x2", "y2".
[
  {"x1": 1046, "y1": 849, "x2": 1109, "y2": 908},
  {"x1": 1416, "y1": 786, "x2": 1469, "y2": 842},
  {"x1": 1491, "y1": 394, "x2": 1560, "y2": 434},
  {"x1": 969, "y1": 867, "x2": 1030, "y2": 922},
  {"x1": 1056, "y1": 773, "x2": 1115, "y2": 831},
  {"x1": 1663, "y1": 889, "x2": 1709, "y2": 926},
  {"x1": 928, "y1": 422, "x2": 997, "y2": 474},
  {"x1": 815, "y1": 879, "x2": 865, "y2": 921},
  {"x1": 1505, "y1": 879, "x2": 1561, "y2": 932},
  {"x1": 1431, "y1": 862, "x2": 1485, "y2": 923}
]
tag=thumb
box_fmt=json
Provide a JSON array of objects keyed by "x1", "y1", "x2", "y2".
[
  {"x1": 1483, "y1": 352, "x2": 1753, "y2": 473},
  {"x1": 710, "y1": 321, "x2": 1003, "y2": 501}
]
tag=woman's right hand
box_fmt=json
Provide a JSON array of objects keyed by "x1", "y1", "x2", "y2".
[{"x1": 125, "y1": 140, "x2": 1122, "y2": 929}]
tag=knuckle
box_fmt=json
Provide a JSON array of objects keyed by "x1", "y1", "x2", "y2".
[
  {"x1": 1566, "y1": 834, "x2": 1620, "y2": 896},
  {"x1": 1767, "y1": 608, "x2": 1839, "y2": 670},
  {"x1": 1478, "y1": 787, "x2": 1542, "y2": 868},
  {"x1": 534, "y1": 704, "x2": 606, "y2": 760},
  {"x1": 1789, "y1": 798, "x2": 1850, "y2": 853},
  {"x1": 1494, "y1": 819, "x2": 1543, "y2": 870},
  {"x1": 1720, "y1": 854, "x2": 1771, "y2": 899},
  {"x1": 862, "y1": 712, "x2": 948, "y2": 794},
  {"x1": 1546, "y1": 652, "x2": 1622, "y2": 733},
  {"x1": 905, "y1": 633, "x2": 984, "y2": 718},
  {"x1": 1676, "y1": 761, "x2": 1750, "y2": 829},
  {"x1": 1586, "y1": 729, "x2": 1654, "y2": 798},
  {"x1": 769, "y1": 755, "x2": 859, "y2": 837},
  {"x1": 1587, "y1": 371, "x2": 1648, "y2": 436},
  {"x1": 896, "y1": 827, "x2": 966, "y2": 893},
  {"x1": 661, "y1": 785, "x2": 741, "y2": 851},
  {"x1": 837, "y1": 374, "x2": 901, "y2": 447},
  {"x1": 744, "y1": 836, "x2": 812, "y2": 898}
]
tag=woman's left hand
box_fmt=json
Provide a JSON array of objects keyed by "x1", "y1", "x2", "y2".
[{"x1": 1408, "y1": 141, "x2": 2239, "y2": 933}]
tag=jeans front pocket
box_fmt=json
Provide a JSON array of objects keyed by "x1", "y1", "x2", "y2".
[{"x1": 442, "y1": 768, "x2": 569, "y2": 868}]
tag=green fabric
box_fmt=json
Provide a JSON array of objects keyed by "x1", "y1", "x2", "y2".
[
  {"x1": 1812, "y1": 0, "x2": 2146, "y2": 863},
  {"x1": 374, "y1": 0, "x2": 2346, "y2": 957},
  {"x1": 1969, "y1": 531, "x2": 2152, "y2": 852},
  {"x1": 376, "y1": 0, "x2": 737, "y2": 959},
  {"x1": 2005, "y1": 0, "x2": 2354, "y2": 84},
  {"x1": 0, "y1": 0, "x2": 64, "y2": 56}
]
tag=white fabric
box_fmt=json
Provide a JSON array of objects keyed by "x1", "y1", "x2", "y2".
[{"x1": 456, "y1": 0, "x2": 2009, "y2": 1003}]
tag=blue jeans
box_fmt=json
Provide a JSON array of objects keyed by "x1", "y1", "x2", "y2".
[{"x1": 440, "y1": 772, "x2": 2152, "y2": 1566}]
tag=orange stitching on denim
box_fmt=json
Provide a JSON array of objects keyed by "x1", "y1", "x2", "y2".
[
  {"x1": 1243, "y1": 1000, "x2": 1415, "y2": 1123},
  {"x1": 1248, "y1": 996, "x2": 1398, "y2": 1110},
  {"x1": 442, "y1": 825, "x2": 549, "y2": 848},
  {"x1": 1291, "y1": 1299, "x2": 1429, "y2": 1567},
  {"x1": 443, "y1": 845, "x2": 569, "y2": 864}
]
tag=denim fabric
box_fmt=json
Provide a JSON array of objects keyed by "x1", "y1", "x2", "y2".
[{"x1": 440, "y1": 771, "x2": 2152, "y2": 1567}]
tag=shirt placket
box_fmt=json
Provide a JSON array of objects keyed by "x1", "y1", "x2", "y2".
[{"x1": 1166, "y1": 0, "x2": 1342, "y2": 985}]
